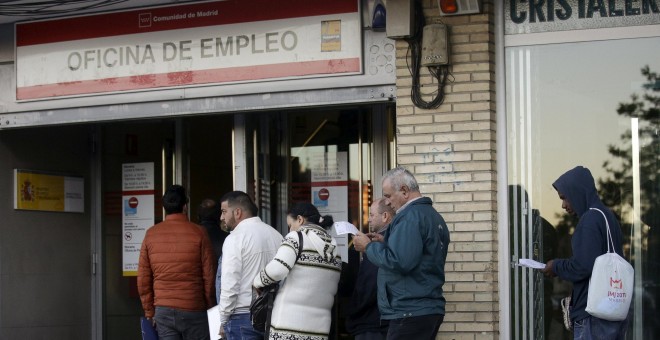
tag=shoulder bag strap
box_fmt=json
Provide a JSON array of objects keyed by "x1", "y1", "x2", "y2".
[
  {"x1": 296, "y1": 230, "x2": 304, "y2": 263},
  {"x1": 589, "y1": 207, "x2": 616, "y2": 254}
]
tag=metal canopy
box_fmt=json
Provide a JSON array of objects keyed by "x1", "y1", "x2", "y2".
[{"x1": 0, "y1": 85, "x2": 395, "y2": 129}]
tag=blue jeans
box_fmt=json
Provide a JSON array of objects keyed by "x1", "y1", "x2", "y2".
[
  {"x1": 573, "y1": 315, "x2": 629, "y2": 340},
  {"x1": 223, "y1": 313, "x2": 263, "y2": 340},
  {"x1": 154, "y1": 306, "x2": 210, "y2": 340},
  {"x1": 386, "y1": 314, "x2": 444, "y2": 340}
]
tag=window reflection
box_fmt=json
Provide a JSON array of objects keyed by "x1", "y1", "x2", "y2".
[
  {"x1": 288, "y1": 109, "x2": 372, "y2": 228},
  {"x1": 507, "y1": 37, "x2": 660, "y2": 339}
]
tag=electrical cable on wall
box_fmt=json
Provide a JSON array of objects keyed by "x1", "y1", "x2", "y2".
[
  {"x1": 405, "y1": 1, "x2": 453, "y2": 110},
  {"x1": 0, "y1": 1, "x2": 198, "y2": 18},
  {"x1": 0, "y1": 0, "x2": 130, "y2": 17}
]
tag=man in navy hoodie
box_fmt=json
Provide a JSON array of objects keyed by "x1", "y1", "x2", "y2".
[
  {"x1": 354, "y1": 167, "x2": 449, "y2": 340},
  {"x1": 542, "y1": 166, "x2": 629, "y2": 339}
]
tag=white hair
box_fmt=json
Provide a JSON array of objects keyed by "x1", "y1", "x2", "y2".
[{"x1": 382, "y1": 167, "x2": 419, "y2": 192}]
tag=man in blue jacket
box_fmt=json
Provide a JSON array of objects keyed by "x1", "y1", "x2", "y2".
[
  {"x1": 542, "y1": 166, "x2": 629, "y2": 339},
  {"x1": 354, "y1": 167, "x2": 450, "y2": 340}
]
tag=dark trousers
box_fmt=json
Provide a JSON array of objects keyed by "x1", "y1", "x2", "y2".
[
  {"x1": 355, "y1": 331, "x2": 387, "y2": 340},
  {"x1": 386, "y1": 314, "x2": 444, "y2": 340},
  {"x1": 154, "y1": 306, "x2": 210, "y2": 340}
]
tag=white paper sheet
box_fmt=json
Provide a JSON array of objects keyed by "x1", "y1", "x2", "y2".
[
  {"x1": 333, "y1": 221, "x2": 359, "y2": 235},
  {"x1": 518, "y1": 258, "x2": 546, "y2": 270},
  {"x1": 207, "y1": 305, "x2": 221, "y2": 340}
]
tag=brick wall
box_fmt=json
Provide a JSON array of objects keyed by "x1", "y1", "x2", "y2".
[{"x1": 393, "y1": 1, "x2": 498, "y2": 339}]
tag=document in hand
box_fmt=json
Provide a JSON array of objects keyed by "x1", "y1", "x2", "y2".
[
  {"x1": 140, "y1": 317, "x2": 158, "y2": 340},
  {"x1": 333, "y1": 221, "x2": 359, "y2": 235},
  {"x1": 518, "y1": 258, "x2": 546, "y2": 269},
  {"x1": 207, "y1": 305, "x2": 221, "y2": 340}
]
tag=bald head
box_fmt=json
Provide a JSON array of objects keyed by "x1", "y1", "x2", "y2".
[{"x1": 369, "y1": 197, "x2": 395, "y2": 233}]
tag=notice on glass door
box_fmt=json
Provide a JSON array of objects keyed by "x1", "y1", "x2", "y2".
[
  {"x1": 310, "y1": 151, "x2": 348, "y2": 221},
  {"x1": 122, "y1": 162, "x2": 155, "y2": 276},
  {"x1": 310, "y1": 152, "x2": 350, "y2": 262}
]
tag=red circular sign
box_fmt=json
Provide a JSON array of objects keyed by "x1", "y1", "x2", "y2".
[
  {"x1": 128, "y1": 197, "x2": 139, "y2": 208},
  {"x1": 318, "y1": 188, "x2": 330, "y2": 201}
]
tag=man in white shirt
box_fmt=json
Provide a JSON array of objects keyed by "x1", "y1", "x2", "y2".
[{"x1": 218, "y1": 191, "x2": 283, "y2": 340}]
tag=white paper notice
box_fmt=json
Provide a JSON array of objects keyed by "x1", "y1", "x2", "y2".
[
  {"x1": 518, "y1": 258, "x2": 546, "y2": 270},
  {"x1": 333, "y1": 221, "x2": 359, "y2": 235},
  {"x1": 122, "y1": 162, "x2": 155, "y2": 276},
  {"x1": 207, "y1": 305, "x2": 221, "y2": 340}
]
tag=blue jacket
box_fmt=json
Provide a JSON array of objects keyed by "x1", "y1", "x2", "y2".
[
  {"x1": 365, "y1": 197, "x2": 450, "y2": 319},
  {"x1": 551, "y1": 166, "x2": 624, "y2": 322}
]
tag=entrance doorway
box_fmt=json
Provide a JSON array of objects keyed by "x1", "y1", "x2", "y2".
[{"x1": 98, "y1": 103, "x2": 394, "y2": 339}]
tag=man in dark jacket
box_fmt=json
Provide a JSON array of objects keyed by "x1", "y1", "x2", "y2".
[
  {"x1": 542, "y1": 166, "x2": 629, "y2": 339},
  {"x1": 353, "y1": 167, "x2": 450, "y2": 340},
  {"x1": 346, "y1": 198, "x2": 394, "y2": 339},
  {"x1": 137, "y1": 185, "x2": 216, "y2": 340},
  {"x1": 198, "y1": 198, "x2": 228, "y2": 261},
  {"x1": 198, "y1": 198, "x2": 229, "y2": 304}
]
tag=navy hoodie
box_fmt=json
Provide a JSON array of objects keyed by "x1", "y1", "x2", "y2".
[{"x1": 551, "y1": 166, "x2": 624, "y2": 322}]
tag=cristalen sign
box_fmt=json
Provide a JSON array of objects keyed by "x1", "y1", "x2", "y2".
[{"x1": 505, "y1": 0, "x2": 660, "y2": 34}]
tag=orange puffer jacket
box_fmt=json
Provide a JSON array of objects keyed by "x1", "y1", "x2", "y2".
[{"x1": 137, "y1": 213, "x2": 216, "y2": 318}]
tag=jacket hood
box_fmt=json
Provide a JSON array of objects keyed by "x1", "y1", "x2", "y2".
[
  {"x1": 304, "y1": 224, "x2": 338, "y2": 262},
  {"x1": 552, "y1": 166, "x2": 601, "y2": 217}
]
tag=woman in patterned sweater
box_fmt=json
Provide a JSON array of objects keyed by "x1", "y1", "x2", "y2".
[{"x1": 253, "y1": 203, "x2": 342, "y2": 340}]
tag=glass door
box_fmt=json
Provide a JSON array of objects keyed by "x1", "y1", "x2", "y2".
[
  {"x1": 506, "y1": 36, "x2": 660, "y2": 339},
  {"x1": 100, "y1": 120, "x2": 175, "y2": 340},
  {"x1": 244, "y1": 104, "x2": 395, "y2": 339},
  {"x1": 244, "y1": 104, "x2": 395, "y2": 232}
]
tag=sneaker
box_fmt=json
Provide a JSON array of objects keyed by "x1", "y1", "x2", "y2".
[{"x1": 561, "y1": 296, "x2": 572, "y2": 331}]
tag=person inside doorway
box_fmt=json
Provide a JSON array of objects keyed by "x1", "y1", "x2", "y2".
[{"x1": 197, "y1": 198, "x2": 229, "y2": 304}]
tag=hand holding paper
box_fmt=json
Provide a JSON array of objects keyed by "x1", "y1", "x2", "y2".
[
  {"x1": 518, "y1": 258, "x2": 546, "y2": 270},
  {"x1": 352, "y1": 232, "x2": 371, "y2": 252}
]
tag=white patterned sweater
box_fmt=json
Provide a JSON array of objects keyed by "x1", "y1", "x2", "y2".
[{"x1": 253, "y1": 224, "x2": 343, "y2": 340}]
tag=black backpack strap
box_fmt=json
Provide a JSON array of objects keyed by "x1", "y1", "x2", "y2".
[
  {"x1": 264, "y1": 283, "x2": 276, "y2": 338},
  {"x1": 296, "y1": 230, "x2": 304, "y2": 263}
]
